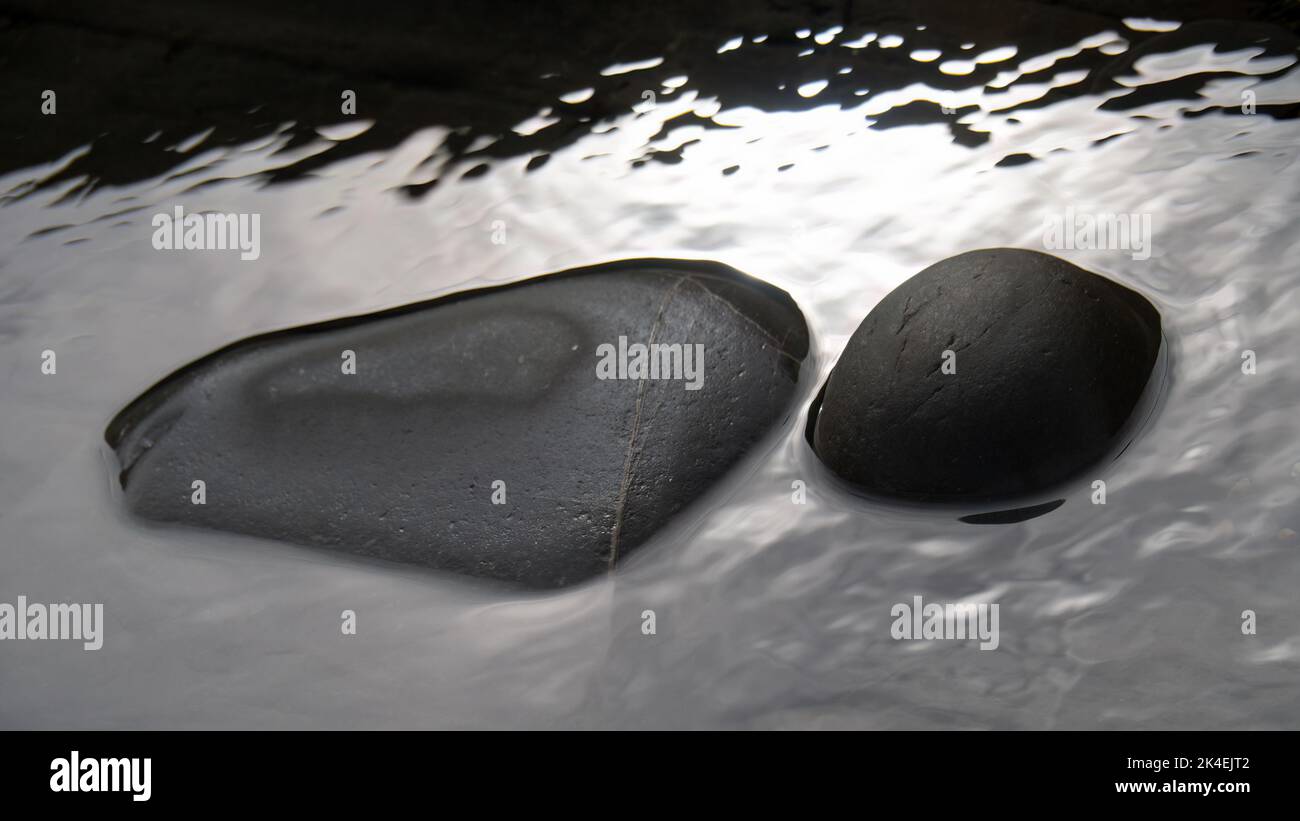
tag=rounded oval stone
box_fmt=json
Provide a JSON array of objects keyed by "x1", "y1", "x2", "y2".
[{"x1": 811, "y1": 248, "x2": 1162, "y2": 502}]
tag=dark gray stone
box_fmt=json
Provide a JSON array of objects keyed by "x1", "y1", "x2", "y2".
[
  {"x1": 811, "y1": 248, "x2": 1162, "y2": 502},
  {"x1": 107, "y1": 260, "x2": 809, "y2": 588}
]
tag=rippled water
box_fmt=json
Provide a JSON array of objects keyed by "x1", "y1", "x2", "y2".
[{"x1": 2, "y1": 6, "x2": 1299, "y2": 728}]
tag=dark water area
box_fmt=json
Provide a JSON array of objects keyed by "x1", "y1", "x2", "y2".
[{"x1": 2, "y1": 1, "x2": 1299, "y2": 728}]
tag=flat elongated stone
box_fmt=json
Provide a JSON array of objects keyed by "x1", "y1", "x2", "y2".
[
  {"x1": 107, "y1": 260, "x2": 809, "y2": 587},
  {"x1": 811, "y1": 248, "x2": 1162, "y2": 502}
]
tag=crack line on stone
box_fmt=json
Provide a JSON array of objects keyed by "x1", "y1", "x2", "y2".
[
  {"x1": 608, "y1": 276, "x2": 686, "y2": 571},
  {"x1": 684, "y1": 275, "x2": 802, "y2": 365}
]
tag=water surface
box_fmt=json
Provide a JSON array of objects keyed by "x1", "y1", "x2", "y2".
[{"x1": 2, "y1": 4, "x2": 1299, "y2": 728}]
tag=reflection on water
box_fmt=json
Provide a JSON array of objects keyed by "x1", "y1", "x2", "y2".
[{"x1": 2, "y1": 3, "x2": 1299, "y2": 728}]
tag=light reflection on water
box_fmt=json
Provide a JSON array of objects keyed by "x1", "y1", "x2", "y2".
[{"x1": 1, "y1": 12, "x2": 1299, "y2": 728}]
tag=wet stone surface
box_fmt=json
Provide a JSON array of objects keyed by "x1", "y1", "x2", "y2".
[
  {"x1": 107, "y1": 259, "x2": 809, "y2": 588},
  {"x1": 811, "y1": 248, "x2": 1163, "y2": 502}
]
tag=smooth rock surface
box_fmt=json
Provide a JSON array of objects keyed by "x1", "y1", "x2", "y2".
[
  {"x1": 106, "y1": 259, "x2": 809, "y2": 587},
  {"x1": 811, "y1": 248, "x2": 1162, "y2": 502}
]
